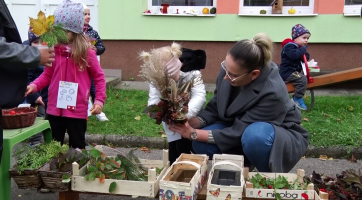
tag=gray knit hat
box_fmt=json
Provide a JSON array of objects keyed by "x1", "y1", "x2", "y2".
[{"x1": 53, "y1": 0, "x2": 84, "y2": 34}]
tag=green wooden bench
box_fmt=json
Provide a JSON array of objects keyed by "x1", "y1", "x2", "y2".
[{"x1": 0, "y1": 117, "x2": 52, "y2": 200}]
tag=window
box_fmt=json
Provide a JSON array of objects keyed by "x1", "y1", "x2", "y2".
[
  {"x1": 147, "y1": 0, "x2": 217, "y2": 15},
  {"x1": 344, "y1": 0, "x2": 362, "y2": 15},
  {"x1": 239, "y1": 0, "x2": 315, "y2": 15}
]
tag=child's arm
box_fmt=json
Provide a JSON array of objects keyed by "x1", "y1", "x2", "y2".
[
  {"x1": 187, "y1": 71, "x2": 206, "y2": 119},
  {"x1": 93, "y1": 30, "x2": 105, "y2": 56},
  {"x1": 30, "y1": 63, "x2": 54, "y2": 92},
  {"x1": 148, "y1": 84, "x2": 161, "y2": 106},
  {"x1": 26, "y1": 68, "x2": 41, "y2": 105},
  {"x1": 283, "y1": 44, "x2": 307, "y2": 61},
  {"x1": 87, "y1": 50, "x2": 106, "y2": 107}
]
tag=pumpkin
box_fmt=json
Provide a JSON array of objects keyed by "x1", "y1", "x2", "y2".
[
  {"x1": 288, "y1": 7, "x2": 296, "y2": 14},
  {"x1": 210, "y1": 7, "x2": 216, "y2": 14},
  {"x1": 202, "y1": 7, "x2": 209, "y2": 14}
]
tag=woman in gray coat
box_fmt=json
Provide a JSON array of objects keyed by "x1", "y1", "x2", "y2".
[{"x1": 169, "y1": 33, "x2": 309, "y2": 173}]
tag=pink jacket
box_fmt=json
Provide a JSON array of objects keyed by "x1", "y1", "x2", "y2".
[{"x1": 31, "y1": 45, "x2": 106, "y2": 119}]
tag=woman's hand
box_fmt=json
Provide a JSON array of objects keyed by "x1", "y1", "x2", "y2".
[
  {"x1": 90, "y1": 104, "x2": 102, "y2": 115},
  {"x1": 168, "y1": 122, "x2": 194, "y2": 139},
  {"x1": 25, "y1": 85, "x2": 34, "y2": 97}
]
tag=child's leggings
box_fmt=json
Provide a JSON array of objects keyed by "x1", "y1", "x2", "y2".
[
  {"x1": 284, "y1": 71, "x2": 308, "y2": 98},
  {"x1": 48, "y1": 114, "x2": 87, "y2": 149}
]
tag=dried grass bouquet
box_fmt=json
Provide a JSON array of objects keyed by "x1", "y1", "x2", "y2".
[{"x1": 139, "y1": 47, "x2": 193, "y2": 125}]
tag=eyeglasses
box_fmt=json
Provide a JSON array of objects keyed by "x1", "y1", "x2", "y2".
[{"x1": 221, "y1": 61, "x2": 249, "y2": 82}]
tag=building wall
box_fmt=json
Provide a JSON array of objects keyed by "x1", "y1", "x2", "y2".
[{"x1": 97, "y1": 0, "x2": 362, "y2": 83}]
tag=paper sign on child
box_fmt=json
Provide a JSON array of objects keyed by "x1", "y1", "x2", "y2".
[{"x1": 56, "y1": 81, "x2": 78, "y2": 110}]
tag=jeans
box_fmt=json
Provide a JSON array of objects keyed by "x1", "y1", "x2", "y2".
[
  {"x1": 90, "y1": 78, "x2": 96, "y2": 103},
  {"x1": 192, "y1": 122, "x2": 275, "y2": 172}
]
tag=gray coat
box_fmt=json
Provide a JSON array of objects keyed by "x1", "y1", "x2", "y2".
[{"x1": 197, "y1": 62, "x2": 309, "y2": 172}]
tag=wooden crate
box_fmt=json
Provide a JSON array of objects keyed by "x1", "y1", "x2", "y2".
[
  {"x1": 244, "y1": 168, "x2": 315, "y2": 200},
  {"x1": 207, "y1": 154, "x2": 245, "y2": 200},
  {"x1": 71, "y1": 149, "x2": 169, "y2": 198},
  {"x1": 159, "y1": 154, "x2": 209, "y2": 200}
]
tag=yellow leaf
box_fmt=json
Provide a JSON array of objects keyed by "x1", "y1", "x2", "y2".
[
  {"x1": 328, "y1": 157, "x2": 333, "y2": 160},
  {"x1": 161, "y1": 134, "x2": 166, "y2": 138},
  {"x1": 302, "y1": 156, "x2": 305, "y2": 159},
  {"x1": 319, "y1": 155, "x2": 328, "y2": 161},
  {"x1": 45, "y1": 15, "x2": 55, "y2": 28},
  {"x1": 134, "y1": 116, "x2": 141, "y2": 120},
  {"x1": 302, "y1": 117, "x2": 309, "y2": 122},
  {"x1": 29, "y1": 11, "x2": 50, "y2": 36},
  {"x1": 348, "y1": 106, "x2": 354, "y2": 112}
]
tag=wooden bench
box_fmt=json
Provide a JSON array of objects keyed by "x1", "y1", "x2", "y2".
[{"x1": 0, "y1": 117, "x2": 52, "y2": 200}]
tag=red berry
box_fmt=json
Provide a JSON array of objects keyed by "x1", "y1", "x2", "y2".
[
  {"x1": 284, "y1": 187, "x2": 287, "y2": 189},
  {"x1": 268, "y1": 185, "x2": 272, "y2": 189},
  {"x1": 42, "y1": 42, "x2": 47, "y2": 45},
  {"x1": 10, "y1": 111, "x2": 16, "y2": 114}
]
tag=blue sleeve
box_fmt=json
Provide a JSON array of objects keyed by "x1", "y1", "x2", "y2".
[
  {"x1": 283, "y1": 44, "x2": 307, "y2": 61},
  {"x1": 93, "y1": 30, "x2": 105, "y2": 55},
  {"x1": 26, "y1": 69, "x2": 40, "y2": 104}
]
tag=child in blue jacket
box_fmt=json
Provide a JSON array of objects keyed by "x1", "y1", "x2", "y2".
[{"x1": 279, "y1": 24, "x2": 311, "y2": 110}]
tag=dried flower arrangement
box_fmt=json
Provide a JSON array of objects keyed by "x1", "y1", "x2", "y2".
[{"x1": 139, "y1": 50, "x2": 193, "y2": 125}]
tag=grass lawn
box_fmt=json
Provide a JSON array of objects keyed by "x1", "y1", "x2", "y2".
[{"x1": 87, "y1": 88, "x2": 362, "y2": 147}]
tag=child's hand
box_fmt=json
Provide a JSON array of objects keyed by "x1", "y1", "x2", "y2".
[
  {"x1": 25, "y1": 85, "x2": 34, "y2": 97},
  {"x1": 90, "y1": 104, "x2": 102, "y2": 115},
  {"x1": 35, "y1": 96, "x2": 45, "y2": 106}
]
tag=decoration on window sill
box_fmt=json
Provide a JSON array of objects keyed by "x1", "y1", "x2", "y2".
[
  {"x1": 260, "y1": 10, "x2": 267, "y2": 14},
  {"x1": 288, "y1": 7, "x2": 296, "y2": 14},
  {"x1": 271, "y1": 0, "x2": 283, "y2": 14}
]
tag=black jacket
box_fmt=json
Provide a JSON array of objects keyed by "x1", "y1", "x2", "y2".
[
  {"x1": 279, "y1": 39, "x2": 310, "y2": 80},
  {"x1": 84, "y1": 25, "x2": 105, "y2": 55},
  {"x1": 0, "y1": 0, "x2": 40, "y2": 108}
]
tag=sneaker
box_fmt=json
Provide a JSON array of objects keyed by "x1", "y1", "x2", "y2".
[
  {"x1": 96, "y1": 112, "x2": 109, "y2": 121},
  {"x1": 293, "y1": 96, "x2": 307, "y2": 110}
]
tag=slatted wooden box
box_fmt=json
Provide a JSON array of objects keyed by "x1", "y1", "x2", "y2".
[
  {"x1": 71, "y1": 148, "x2": 169, "y2": 198},
  {"x1": 207, "y1": 154, "x2": 245, "y2": 200},
  {"x1": 159, "y1": 154, "x2": 209, "y2": 200},
  {"x1": 244, "y1": 168, "x2": 315, "y2": 200}
]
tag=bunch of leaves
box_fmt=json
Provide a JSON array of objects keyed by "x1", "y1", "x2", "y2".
[
  {"x1": 248, "y1": 173, "x2": 308, "y2": 200},
  {"x1": 310, "y1": 169, "x2": 362, "y2": 200},
  {"x1": 83, "y1": 148, "x2": 148, "y2": 193},
  {"x1": 29, "y1": 11, "x2": 68, "y2": 47},
  {"x1": 15, "y1": 140, "x2": 68, "y2": 173},
  {"x1": 51, "y1": 148, "x2": 88, "y2": 172},
  {"x1": 143, "y1": 79, "x2": 193, "y2": 125}
]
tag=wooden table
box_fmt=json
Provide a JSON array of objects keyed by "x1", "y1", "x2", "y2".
[{"x1": 0, "y1": 118, "x2": 52, "y2": 200}]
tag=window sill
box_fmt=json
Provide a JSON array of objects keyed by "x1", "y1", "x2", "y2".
[
  {"x1": 238, "y1": 13, "x2": 318, "y2": 17},
  {"x1": 142, "y1": 13, "x2": 216, "y2": 17},
  {"x1": 343, "y1": 13, "x2": 360, "y2": 16}
]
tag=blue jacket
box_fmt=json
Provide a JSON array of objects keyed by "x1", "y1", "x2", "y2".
[
  {"x1": 279, "y1": 38, "x2": 310, "y2": 80},
  {"x1": 84, "y1": 25, "x2": 105, "y2": 55},
  {"x1": 23, "y1": 40, "x2": 49, "y2": 106}
]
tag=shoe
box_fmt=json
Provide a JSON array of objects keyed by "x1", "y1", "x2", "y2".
[
  {"x1": 293, "y1": 96, "x2": 307, "y2": 110},
  {"x1": 96, "y1": 112, "x2": 109, "y2": 121}
]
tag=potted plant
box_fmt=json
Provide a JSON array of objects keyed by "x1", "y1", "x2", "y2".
[{"x1": 9, "y1": 141, "x2": 68, "y2": 189}]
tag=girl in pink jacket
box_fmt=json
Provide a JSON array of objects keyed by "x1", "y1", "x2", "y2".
[{"x1": 26, "y1": 0, "x2": 106, "y2": 149}]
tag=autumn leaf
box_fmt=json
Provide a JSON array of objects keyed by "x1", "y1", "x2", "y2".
[
  {"x1": 99, "y1": 173, "x2": 106, "y2": 183},
  {"x1": 328, "y1": 158, "x2": 333, "y2": 160},
  {"x1": 140, "y1": 147, "x2": 149, "y2": 151},
  {"x1": 302, "y1": 117, "x2": 309, "y2": 122},
  {"x1": 161, "y1": 134, "x2": 166, "y2": 138},
  {"x1": 322, "y1": 113, "x2": 329, "y2": 117},
  {"x1": 319, "y1": 155, "x2": 328, "y2": 161},
  {"x1": 348, "y1": 154, "x2": 357, "y2": 163},
  {"x1": 348, "y1": 106, "x2": 354, "y2": 112},
  {"x1": 29, "y1": 11, "x2": 54, "y2": 36},
  {"x1": 134, "y1": 116, "x2": 141, "y2": 120}
]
